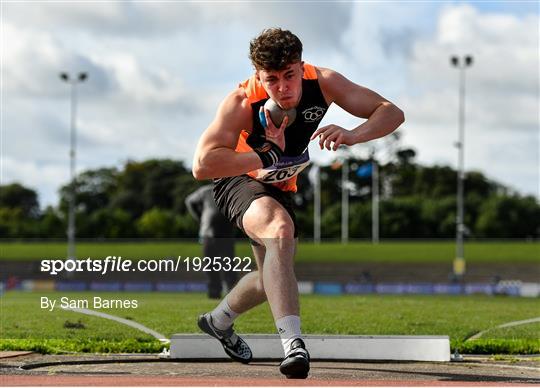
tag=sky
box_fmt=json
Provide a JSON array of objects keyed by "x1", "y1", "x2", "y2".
[{"x1": 2, "y1": 0, "x2": 539, "y2": 208}]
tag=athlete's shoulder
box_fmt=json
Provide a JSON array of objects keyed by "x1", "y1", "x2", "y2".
[
  {"x1": 314, "y1": 66, "x2": 341, "y2": 83},
  {"x1": 220, "y1": 87, "x2": 251, "y2": 111},
  {"x1": 313, "y1": 67, "x2": 353, "y2": 105},
  {"x1": 213, "y1": 87, "x2": 252, "y2": 130}
]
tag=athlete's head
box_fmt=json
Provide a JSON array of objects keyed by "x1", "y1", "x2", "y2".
[
  {"x1": 250, "y1": 28, "x2": 304, "y2": 110},
  {"x1": 249, "y1": 28, "x2": 302, "y2": 71}
]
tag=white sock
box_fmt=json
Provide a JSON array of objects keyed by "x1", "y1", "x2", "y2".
[
  {"x1": 276, "y1": 315, "x2": 303, "y2": 356},
  {"x1": 210, "y1": 298, "x2": 239, "y2": 330}
]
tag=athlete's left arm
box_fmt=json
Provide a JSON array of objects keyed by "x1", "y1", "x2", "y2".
[{"x1": 311, "y1": 67, "x2": 405, "y2": 150}]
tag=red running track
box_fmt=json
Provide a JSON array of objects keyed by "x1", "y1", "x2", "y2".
[{"x1": 1, "y1": 375, "x2": 537, "y2": 386}]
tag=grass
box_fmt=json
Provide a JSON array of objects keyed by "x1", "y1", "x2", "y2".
[
  {"x1": 475, "y1": 322, "x2": 540, "y2": 340},
  {"x1": 1, "y1": 240, "x2": 539, "y2": 263},
  {"x1": 1, "y1": 291, "x2": 538, "y2": 354}
]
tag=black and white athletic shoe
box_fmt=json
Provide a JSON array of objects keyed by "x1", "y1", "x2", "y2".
[
  {"x1": 279, "y1": 338, "x2": 310, "y2": 379},
  {"x1": 197, "y1": 313, "x2": 253, "y2": 364}
]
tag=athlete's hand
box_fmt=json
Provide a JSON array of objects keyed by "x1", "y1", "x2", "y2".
[
  {"x1": 310, "y1": 124, "x2": 356, "y2": 151},
  {"x1": 260, "y1": 107, "x2": 287, "y2": 151}
]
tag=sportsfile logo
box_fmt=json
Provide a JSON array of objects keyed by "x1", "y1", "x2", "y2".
[{"x1": 302, "y1": 106, "x2": 326, "y2": 122}]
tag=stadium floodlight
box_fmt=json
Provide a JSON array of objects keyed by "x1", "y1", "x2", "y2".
[
  {"x1": 450, "y1": 55, "x2": 473, "y2": 279},
  {"x1": 59, "y1": 72, "x2": 88, "y2": 261}
]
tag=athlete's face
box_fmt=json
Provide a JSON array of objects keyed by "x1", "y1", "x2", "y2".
[{"x1": 257, "y1": 61, "x2": 304, "y2": 110}]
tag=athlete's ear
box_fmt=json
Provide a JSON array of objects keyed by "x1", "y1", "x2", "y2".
[{"x1": 300, "y1": 61, "x2": 305, "y2": 73}]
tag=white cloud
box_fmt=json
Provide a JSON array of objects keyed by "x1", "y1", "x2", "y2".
[
  {"x1": 2, "y1": 2, "x2": 538, "y2": 209},
  {"x1": 4, "y1": 2, "x2": 353, "y2": 44},
  {"x1": 3, "y1": 22, "x2": 113, "y2": 98},
  {"x1": 402, "y1": 4, "x2": 538, "y2": 197}
]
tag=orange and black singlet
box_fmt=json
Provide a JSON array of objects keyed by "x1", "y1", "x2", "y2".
[{"x1": 235, "y1": 63, "x2": 329, "y2": 192}]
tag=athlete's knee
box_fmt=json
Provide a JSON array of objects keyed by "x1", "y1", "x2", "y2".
[{"x1": 265, "y1": 216, "x2": 295, "y2": 239}]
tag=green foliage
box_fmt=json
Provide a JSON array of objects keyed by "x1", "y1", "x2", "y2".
[
  {"x1": 59, "y1": 168, "x2": 119, "y2": 216},
  {"x1": 37, "y1": 207, "x2": 65, "y2": 238},
  {"x1": 380, "y1": 197, "x2": 423, "y2": 238},
  {"x1": 86, "y1": 208, "x2": 134, "y2": 238},
  {"x1": 1, "y1": 154, "x2": 539, "y2": 239},
  {"x1": 136, "y1": 208, "x2": 177, "y2": 238},
  {"x1": 454, "y1": 339, "x2": 540, "y2": 355},
  {"x1": 349, "y1": 202, "x2": 372, "y2": 238},
  {"x1": 0, "y1": 183, "x2": 40, "y2": 218},
  {"x1": 0, "y1": 207, "x2": 32, "y2": 237},
  {"x1": 420, "y1": 197, "x2": 456, "y2": 237},
  {"x1": 320, "y1": 203, "x2": 341, "y2": 238},
  {"x1": 475, "y1": 195, "x2": 540, "y2": 238}
]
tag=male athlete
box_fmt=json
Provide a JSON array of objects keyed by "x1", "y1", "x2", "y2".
[{"x1": 192, "y1": 28, "x2": 404, "y2": 379}]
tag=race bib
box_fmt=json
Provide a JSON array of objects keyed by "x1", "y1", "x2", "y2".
[{"x1": 254, "y1": 149, "x2": 310, "y2": 183}]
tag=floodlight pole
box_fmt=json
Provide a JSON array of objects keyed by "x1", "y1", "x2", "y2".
[
  {"x1": 60, "y1": 72, "x2": 88, "y2": 260},
  {"x1": 450, "y1": 55, "x2": 473, "y2": 278}
]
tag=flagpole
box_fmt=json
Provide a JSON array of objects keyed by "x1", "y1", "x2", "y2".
[
  {"x1": 341, "y1": 158, "x2": 349, "y2": 244},
  {"x1": 372, "y1": 160, "x2": 379, "y2": 244}
]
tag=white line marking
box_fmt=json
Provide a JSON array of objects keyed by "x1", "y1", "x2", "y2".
[
  {"x1": 468, "y1": 317, "x2": 540, "y2": 340},
  {"x1": 62, "y1": 307, "x2": 169, "y2": 343}
]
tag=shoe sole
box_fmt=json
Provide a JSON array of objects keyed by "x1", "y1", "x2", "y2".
[
  {"x1": 197, "y1": 315, "x2": 252, "y2": 364},
  {"x1": 279, "y1": 357, "x2": 310, "y2": 379}
]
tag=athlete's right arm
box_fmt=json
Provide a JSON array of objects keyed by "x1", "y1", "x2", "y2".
[{"x1": 192, "y1": 89, "x2": 263, "y2": 180}]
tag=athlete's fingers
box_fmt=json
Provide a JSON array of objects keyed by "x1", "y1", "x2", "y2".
[
  {"x1": 317, "y1": 126, "x2": 330, "y2": 148},
  {"x1": 324, "y1": 131, "x2": 340, "y2": 150},
  {"x1": 318, "y1": 132, "x2": 327, "y2": 149},
  {"x1": 279, "y1": 115, "x2": 289, "y2": 132},
  {"x1": 319, "y1": 130, "x2": 333, "y2": 149},
  {"x1": 264, "y1": 108, "x2": 273, "y2": 129},
  {"x1": 322, "y1": 131, "x2": 335, "y2": 150},
  {"x1": 311, "y1": 125, "x2": 331, "y2": 141},
  {"x1": 318, "y1": 127, "x2": 338, "y2": 149},
  {"x1": 264, "y1": 108, "x2": 280, "y2": 137},
  {"x1": 332, "y1": 134, "x2": 344, "y2": 151}
]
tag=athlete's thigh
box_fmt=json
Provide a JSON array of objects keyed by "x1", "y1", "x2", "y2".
[{"x1": 242, "y1": 196, "x2": 294, "y2": 240}]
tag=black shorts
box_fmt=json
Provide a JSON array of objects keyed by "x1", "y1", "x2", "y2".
[{"x1": 213, "y1": 175, "x2": 298, "y2": 238}]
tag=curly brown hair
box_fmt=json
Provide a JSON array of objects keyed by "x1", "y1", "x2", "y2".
[{"x1": 249, "y1": 28, "x2": 303, "y2": 71}]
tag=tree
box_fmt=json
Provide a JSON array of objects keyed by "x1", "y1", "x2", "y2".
[
  {"x1": 112, "y1": 159, "x2": 194, "y2": 218},
  {"x1": 349, "y1": 202, "x2": 372, "y2": 238},
  {"x1": 85, "y1": 208, "x2": 135, "y2": 238},
  {"x1": 136, "y1": 208, "x2": 177, "y2": 238},
  {"x1": 396, "y1": 148, "x2": 416, "y2": 165},
  {"x1": 59, "y1": 168, "x2": 118, "y2": 216},
  {"x1": 379, "y1": 197, "x2": 423, "y2": 238},
  {"x1": 475, "y1": 195, "x2": 540, "y2": 238},
  {"x1": 0, "y1": 183, "x2": 40, "y2": 219},
  {"x1": 420, "y1": 196, "x2": 456, "y2": 238},
  {"x1": 38, "y1": 206, "x2": 65, "y2": 238}
]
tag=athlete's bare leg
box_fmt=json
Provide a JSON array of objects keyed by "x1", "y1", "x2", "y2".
[
  {"x1": 241, "y1": 196, "x2": 299, "y2": 320},
  {"x1": 226, "y1": 244, "x2": 267, "y2": 313}
]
